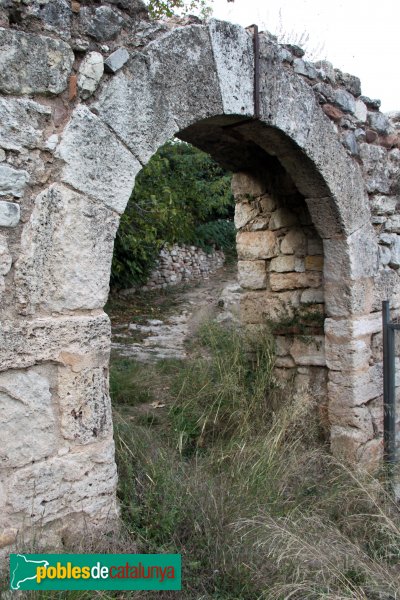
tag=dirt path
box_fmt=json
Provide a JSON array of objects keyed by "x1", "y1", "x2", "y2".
[{"x1": 110, "y1": 264, "x2": 240, "y2": 362}]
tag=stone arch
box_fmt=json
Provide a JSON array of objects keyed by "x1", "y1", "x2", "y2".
[{"x1": 0, "y1": 17, "x2": 388, "y2": 557}]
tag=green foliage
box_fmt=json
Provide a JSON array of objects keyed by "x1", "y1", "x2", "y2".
[
  {"x1": 147, "y1": 0, "x2": 213, "y2": 19},
  {"x1": 111, "y1": 140, "x2": 234, "y2": 289}
]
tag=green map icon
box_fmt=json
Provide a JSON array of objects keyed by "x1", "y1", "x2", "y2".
[{"x1": 10, "y1": 554, "x2": 49, "y2": 590}]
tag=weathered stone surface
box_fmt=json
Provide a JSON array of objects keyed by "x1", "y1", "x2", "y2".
[
  {"x1": 333, "y1": 89, "x2": 356, "y2": 114},
  {"x1": 270, "y1": 272, "x2": 322, "y2": 291},
  {"x1": 0, "y1": 98, "x2": 51, "y2": 151},
  {"x1": 389, "y1": 237, "x2": 400, "y2": 268},
  {"x1": 80, "y1": 6, "x2": 126, "y2": 41},
  {"x1": 270, "y1": 255, "x2": 295, "y2": 272},
  {"x1": 325, "y1": 337, "x2": 371, "y2": 371},
  {"x1": 237, "y1": 260, "x2": 266, "y2": 289},
  {"x1": 241, "y1": 290, "x2": 301, "y2": 324},
  {"x1": 335, "y1": 71, "x2": 361, "y2": 97},
  {"x1": 325, "y1": 313, "x2": 381, "y2": 341},
  {"x1": 342, "y1": 131, "x2": 359, "y2": 156},
  {"x1": 57, "y1": 106, "x2": 140, "y2": 213},
  {"x1": 367, "y1": 111, "x2": 389, "y2": 134},
  {"x1": 300, "y1": 288, "x2": 324, "y2": 304},
  {"x1": 371, "y1": 195, "x2": 397, "y2": 215},
  {"x1": 5, "y1": 439, "x2": 118, "y2": 527},
  {"x1": 323, "y1": 226, "x2": 379, "y2": 282},
  {"x1": 360, "y1": 143, "x2": 390, "y2": 194},
  {"x1": 104, "y1": 47, "x2": 130, "y2": 73},
  {"x1": 95, "y1": 25, "x2": 222, "y2": 163},
  {"x1": 236, "y1": 230, "x2": 278, "y2": 260},
  {"x1": 58, "y1": 366, "x2": 112, "y2": 444},
  {"x1": 328, "y1": 364, "x2": 382, "y2": 407},
  {"x1": 290, "y1": 336, "x2": 325, "y2": 366},
  {"x1": 0, "y1": 28, "x2": 74, "y2": 95},
  {"x1": 0, "y1": 314, "x2": 111, "y2": 372},
  {"x1": 305, "y1": 255, "x2": 323, "y2": 271},
  {"x1": 280, "y1": 228, "x2": 307, "y2": 255},
  {"x1": 27, "y1": 0, "x2": 72, "y2": 38},
  {"x1": 0, "y1": 164, "x2": 29, "y2": 198},
  {"x1": 269, "y1": 208, "x2": 298, "y2": 230},
  {"x1": 232, "y1": 171, "x2": 267, "y2": 197},
  {"x1": 293, "y1": 58, "x2": 317, "y2": 79},
  {"x1": 353, "y1": 99, "x2": 367, "y2": 123},
  {"x1": 0, "y1": 369, "x2": 57, "y2": 468},
  {"x1": 0, "y1": 234, "x2": 11, "y2": 275},
  {"x1": 379, "y1": 244, "x2": 391, "y2": 266},
  {"x1": 15, "y1": 184, "x2": 119, "y2": 314},
  {"x1": 77, "y1": 52, "x2": 104, "y2": 99},
  {"x1": 234, "y1": 202, "x2": 258, "y2": 229},
  {"x1": 0, "y1": 200, "x2": 20, "y2": 227},
  {"x1": 208, "y1": 19, "x2": 254, "y2": 116}
]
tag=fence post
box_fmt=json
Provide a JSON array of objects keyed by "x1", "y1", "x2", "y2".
[{"x1": 382, "y1": 300, "x2": 396, "y2": 467}]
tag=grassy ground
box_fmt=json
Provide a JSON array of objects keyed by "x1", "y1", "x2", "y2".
[{"x1": 3, "y1": 323, "x2": 400, "y2": 599}]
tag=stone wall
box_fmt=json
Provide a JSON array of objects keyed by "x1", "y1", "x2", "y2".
[
  {"x1": 0, "y1": 0, "x2": 399, "y2": 561},
  {"x1": 138, "y1": 243, "x2": 225, "y2": 291}
]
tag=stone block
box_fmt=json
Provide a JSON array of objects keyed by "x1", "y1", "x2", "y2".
[
  {"x1": 241, "y1": 290, "x2": 301, "y2": 324},
  {"x1": 77, "y1": 52, "x2": 104, "y2": 99},
  {"x1": 104, "y1": 47, "x2": 130, "y2": 73},
  {"x1": 258, "y1": 194, "x2": 276, "y2": 213},
  {"x1": 58, "y1": 366, "x2": 112, "y2": 444},
  {"x1": 370, "y1": 195, "x2": 398, "y2": 215},
  {"x1": 0, "y1": 314, "x2": 111, "y2": 372},
  {"x1": 325, "y1": 312, "x2": 381, "y2": 341},
  {"x1": 57, "y1": 106, "x2": 140, "y2": 214},
  {"x1": 236, "y1": 230, "x2": 278, "y2": 260},
  {"x1": 354, "y1": 99, "x2": 367, "y2": 123},
  {"x1": 324, "y1": 278, "x2": 374, "y2": 317},
  {"x1": 269, "y1": 208, "x2": 298, "y2": 230},
  {"x1": 323, "y1": 226, "x2": 378, "y2": 282},
  {"x1": 15, "y1": 184, "x2": 119, "y2": 314},
  {"x1": 231, "y1": 171, "x2": 267, "y2": 198},
  {"x1": 328, "y1": 364, "x2": 383, "y2": 407},
  {"x1": 234, "y1": 201, "x2": 258, "y2": 229},
  {"x1": 237, "y1": 260, "x2": 267, "y2": 289},
  {"x1": 270, "y1": 271, "x2": 322, "y2": 291},
  {"x1": 330, "y1": 426, "x2": 371, "y2": 463},
  {"x1": 0, "y1": 164, "x2": 29, "y2": 198},
  {"x1": 300, "y1": 288, "x2": 324, "y2": 304},
  {"x1": 280, "y1": 228, "x2": 307, "y2": 255},
  {"x1": 305, "y1": 255, "x2": 323, "y2": 271},
  {"x1": 208, "y1": 19, "x2": 254, "y2": 116},
  {"x1": 0, "y1": 200, "x2": 20, "y2": 227},
  {"x1": 6, "y1": 439, "x2": 118, "y2": 527},
  {"x1": 290, "y1": 336, "x2": 325, "y2": 366},
  {"x1": 95, "y1": 25, "x2": 223, "y2": 163},
  {"x1": 0, "y1": 369, "x2": 57, "y2": 468},
  {"x1": 0, "y1": 28, "x2": 74, "y2": 95},
  {"x1": 0, "y1": 98, "x2": 51, "y2": 152},
  {"x1": 360, "y1": 143, "x2": 390, "y2": 194},
  {"x1": 270, "y1": 255, "x2": 295, "y2": 272},
  {"x1": 325, "y1": 337, "x2": 371, "y2": 371},
  {"x1": 80, "y1": 6, "x2": 126, "y2": 41},
  {"x1": 307, "y1": 237, "x2": 323, "y2": 255}
]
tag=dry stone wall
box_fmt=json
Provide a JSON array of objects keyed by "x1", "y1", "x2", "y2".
[
  {"x1": 136, "y1": 244, "x2": 225, "y2": 292},
  {"x1": 0, "y1": 0, "x2": 399, "y2": 560}
]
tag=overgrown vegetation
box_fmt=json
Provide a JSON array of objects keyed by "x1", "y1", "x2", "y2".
[
  {"x1": 7, "y1": 324, "x2": 400, "y2": 598},
  {"x1": 146, "y1": 0, "x2": 213, "y2": 19},
  {"x1": 111, "y1": 141, "x2": 235, "y2": 289}
]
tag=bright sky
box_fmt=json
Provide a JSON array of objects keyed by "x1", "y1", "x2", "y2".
[{"x1": 209, "y1": 0, "x2": 399, "y2": 112}]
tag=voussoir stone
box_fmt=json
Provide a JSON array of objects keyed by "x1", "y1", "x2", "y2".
[
  {"x1": 94, "y1": 25, "x2": 222, "y2": 163},
  {"x1": 15, "y1": 184, "x2": 119, "y2": 314},
  {"x1": 0, "y1": 28, "x2": 74, "y2": 95},
  {"x1": 57, "y1": 106, "x2": 140, "y2": 213}
]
